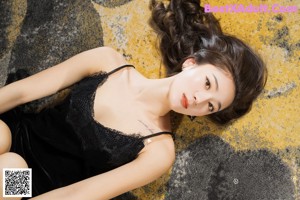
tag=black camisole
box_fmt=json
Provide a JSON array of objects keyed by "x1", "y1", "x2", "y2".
[{"x1": 1, "y1": 65, "x2": 175, "y2": 197}]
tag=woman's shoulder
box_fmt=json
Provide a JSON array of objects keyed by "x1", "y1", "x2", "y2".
[
  {"x1": 139, "y1": 134, "x2": 176, "y2": 167},
  {"x1": 86, "y1": 46, "x2": 130, "y2": 74}
]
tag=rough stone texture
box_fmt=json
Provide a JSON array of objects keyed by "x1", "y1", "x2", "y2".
[
  {"x1": 166, "y1": 135, "x2": 234, "y2": 199},
  {"x1": 112, "y1": 192, "x2": 138, "y2": 200},
  {"x1": 1, "y1": 0, "x2": 299, "y2": 199},
  {"x1": 92, "y1": 0, "x2": 133, "y2": 8},
  {"x1": 0, "y1": 0, "x2": 27, "y2": 86},
  {"x1": 166, "y1": 135, "x2": 294, "y2": 199},
  {"x1": 10, "y1": 0, "x2": 103, "y2": 74},
  {"x1": 4, "y1": 0, "x2": 104, "y2": 111}
]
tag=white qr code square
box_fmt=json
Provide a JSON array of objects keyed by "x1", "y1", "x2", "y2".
[{"x1": 2, "y1": 168, "x2": 32, "y2": 198}]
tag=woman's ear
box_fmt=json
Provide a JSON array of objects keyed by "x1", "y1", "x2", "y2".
[{"x1": 182, "y1": 58, "x2": 196, "y2": 70}]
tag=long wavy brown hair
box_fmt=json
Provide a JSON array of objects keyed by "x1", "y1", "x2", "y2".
[{"x1": 149, "y1": 0, "x2": 267, "y2": 124}]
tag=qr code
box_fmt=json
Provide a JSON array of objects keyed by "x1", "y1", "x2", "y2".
[{"x1": 2, "y1": 168, "x2": 32, "y2": 198}]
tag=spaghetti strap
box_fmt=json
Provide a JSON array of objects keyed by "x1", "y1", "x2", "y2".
[
  {"x1": 106, "y1": 64, "x2": 175, "y2": 142},
  {"x1": 140, "y1": 131, "x2": 175, "y2": 141},
  {"x1": 107, "y1": 64, "x2": 135, "y2": 76}
]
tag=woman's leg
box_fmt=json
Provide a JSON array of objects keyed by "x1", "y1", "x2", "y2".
[
  {"x1": 0, "y1": 119, "x2": 12, "y2": 154},
  {"x1": 0, "y1": 152, "x2": 28, "y2": 200}
]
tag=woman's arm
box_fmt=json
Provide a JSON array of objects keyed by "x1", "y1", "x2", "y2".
[
  {"x1": 30, "y1": 140, "x2": 175, "y2": 200},
  {"x1": 0, "y1": 47, "x2": 127, "y2": 114}
]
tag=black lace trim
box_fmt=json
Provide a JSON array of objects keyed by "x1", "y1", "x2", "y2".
[
  {"x1": 87, "y1": 71, "x2": 145, "y2": 139},
  {"x1": 88, "y1": 71, "x2": 175, "y2": 142}
]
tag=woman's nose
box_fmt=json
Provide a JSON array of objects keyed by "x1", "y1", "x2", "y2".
[{"x1": 193, "y1": 92, "x2": 211, "y2": 104}]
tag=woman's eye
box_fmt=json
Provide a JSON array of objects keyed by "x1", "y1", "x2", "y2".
[
  {"x1": 205, "y1": 77, "x2": 211, "y2": 89},
  {"x1": 208, "y1": 102, "x2": 214, "y2": 112}
]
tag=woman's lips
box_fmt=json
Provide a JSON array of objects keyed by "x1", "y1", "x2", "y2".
[{"x1": 181, "y1": 93, "x2": 188, "y2": 109}]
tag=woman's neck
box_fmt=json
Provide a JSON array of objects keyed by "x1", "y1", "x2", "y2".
[{"x1": 129, "y1": 70, "x2": 174, "y2": 117}]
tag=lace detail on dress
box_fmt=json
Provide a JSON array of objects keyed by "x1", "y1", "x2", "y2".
[
  {"x1": 88, "y1": 68, "x2": 175, "y2": 141},
  {"x1": 66, "y1": 65, "x2": 174, "y2": 176},
  {"x1": 88, "y1": 68, "x2": 146, "y2": 140},
  {"x1": 66, "y1": 69, "x2": 145, "y2": 175}
]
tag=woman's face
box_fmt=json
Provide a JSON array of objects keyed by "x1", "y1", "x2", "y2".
[{"x1": 168, "y1": 58, "x2": 235, "y2": 117}]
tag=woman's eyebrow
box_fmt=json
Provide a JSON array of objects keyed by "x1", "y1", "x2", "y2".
[
  {"x1": 212, "y1": 74, "x2": 219, "y2": 91},
  {"x1": 212, "y1": 73, "x2": 221, "y2": 111}
]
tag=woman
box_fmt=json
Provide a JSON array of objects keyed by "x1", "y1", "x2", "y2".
[{"x1": 0, "y1": 0, "x2": 267, "y2": 199}]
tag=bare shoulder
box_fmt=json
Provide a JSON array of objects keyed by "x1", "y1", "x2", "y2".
[
  {"x1": 86, "y1": 46, "x2": 129, "y2": 74},
  {"x1": 139, "y1": 136, "x2": 176, "y2": 170}
]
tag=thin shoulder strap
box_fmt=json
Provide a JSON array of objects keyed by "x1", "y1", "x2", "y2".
[
  {"x1": 140, "y1": 131, "x2": 175, "y2": 140},
  {"x1": 107, "y1": 64, "x2": 135, "y2": 76}
]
